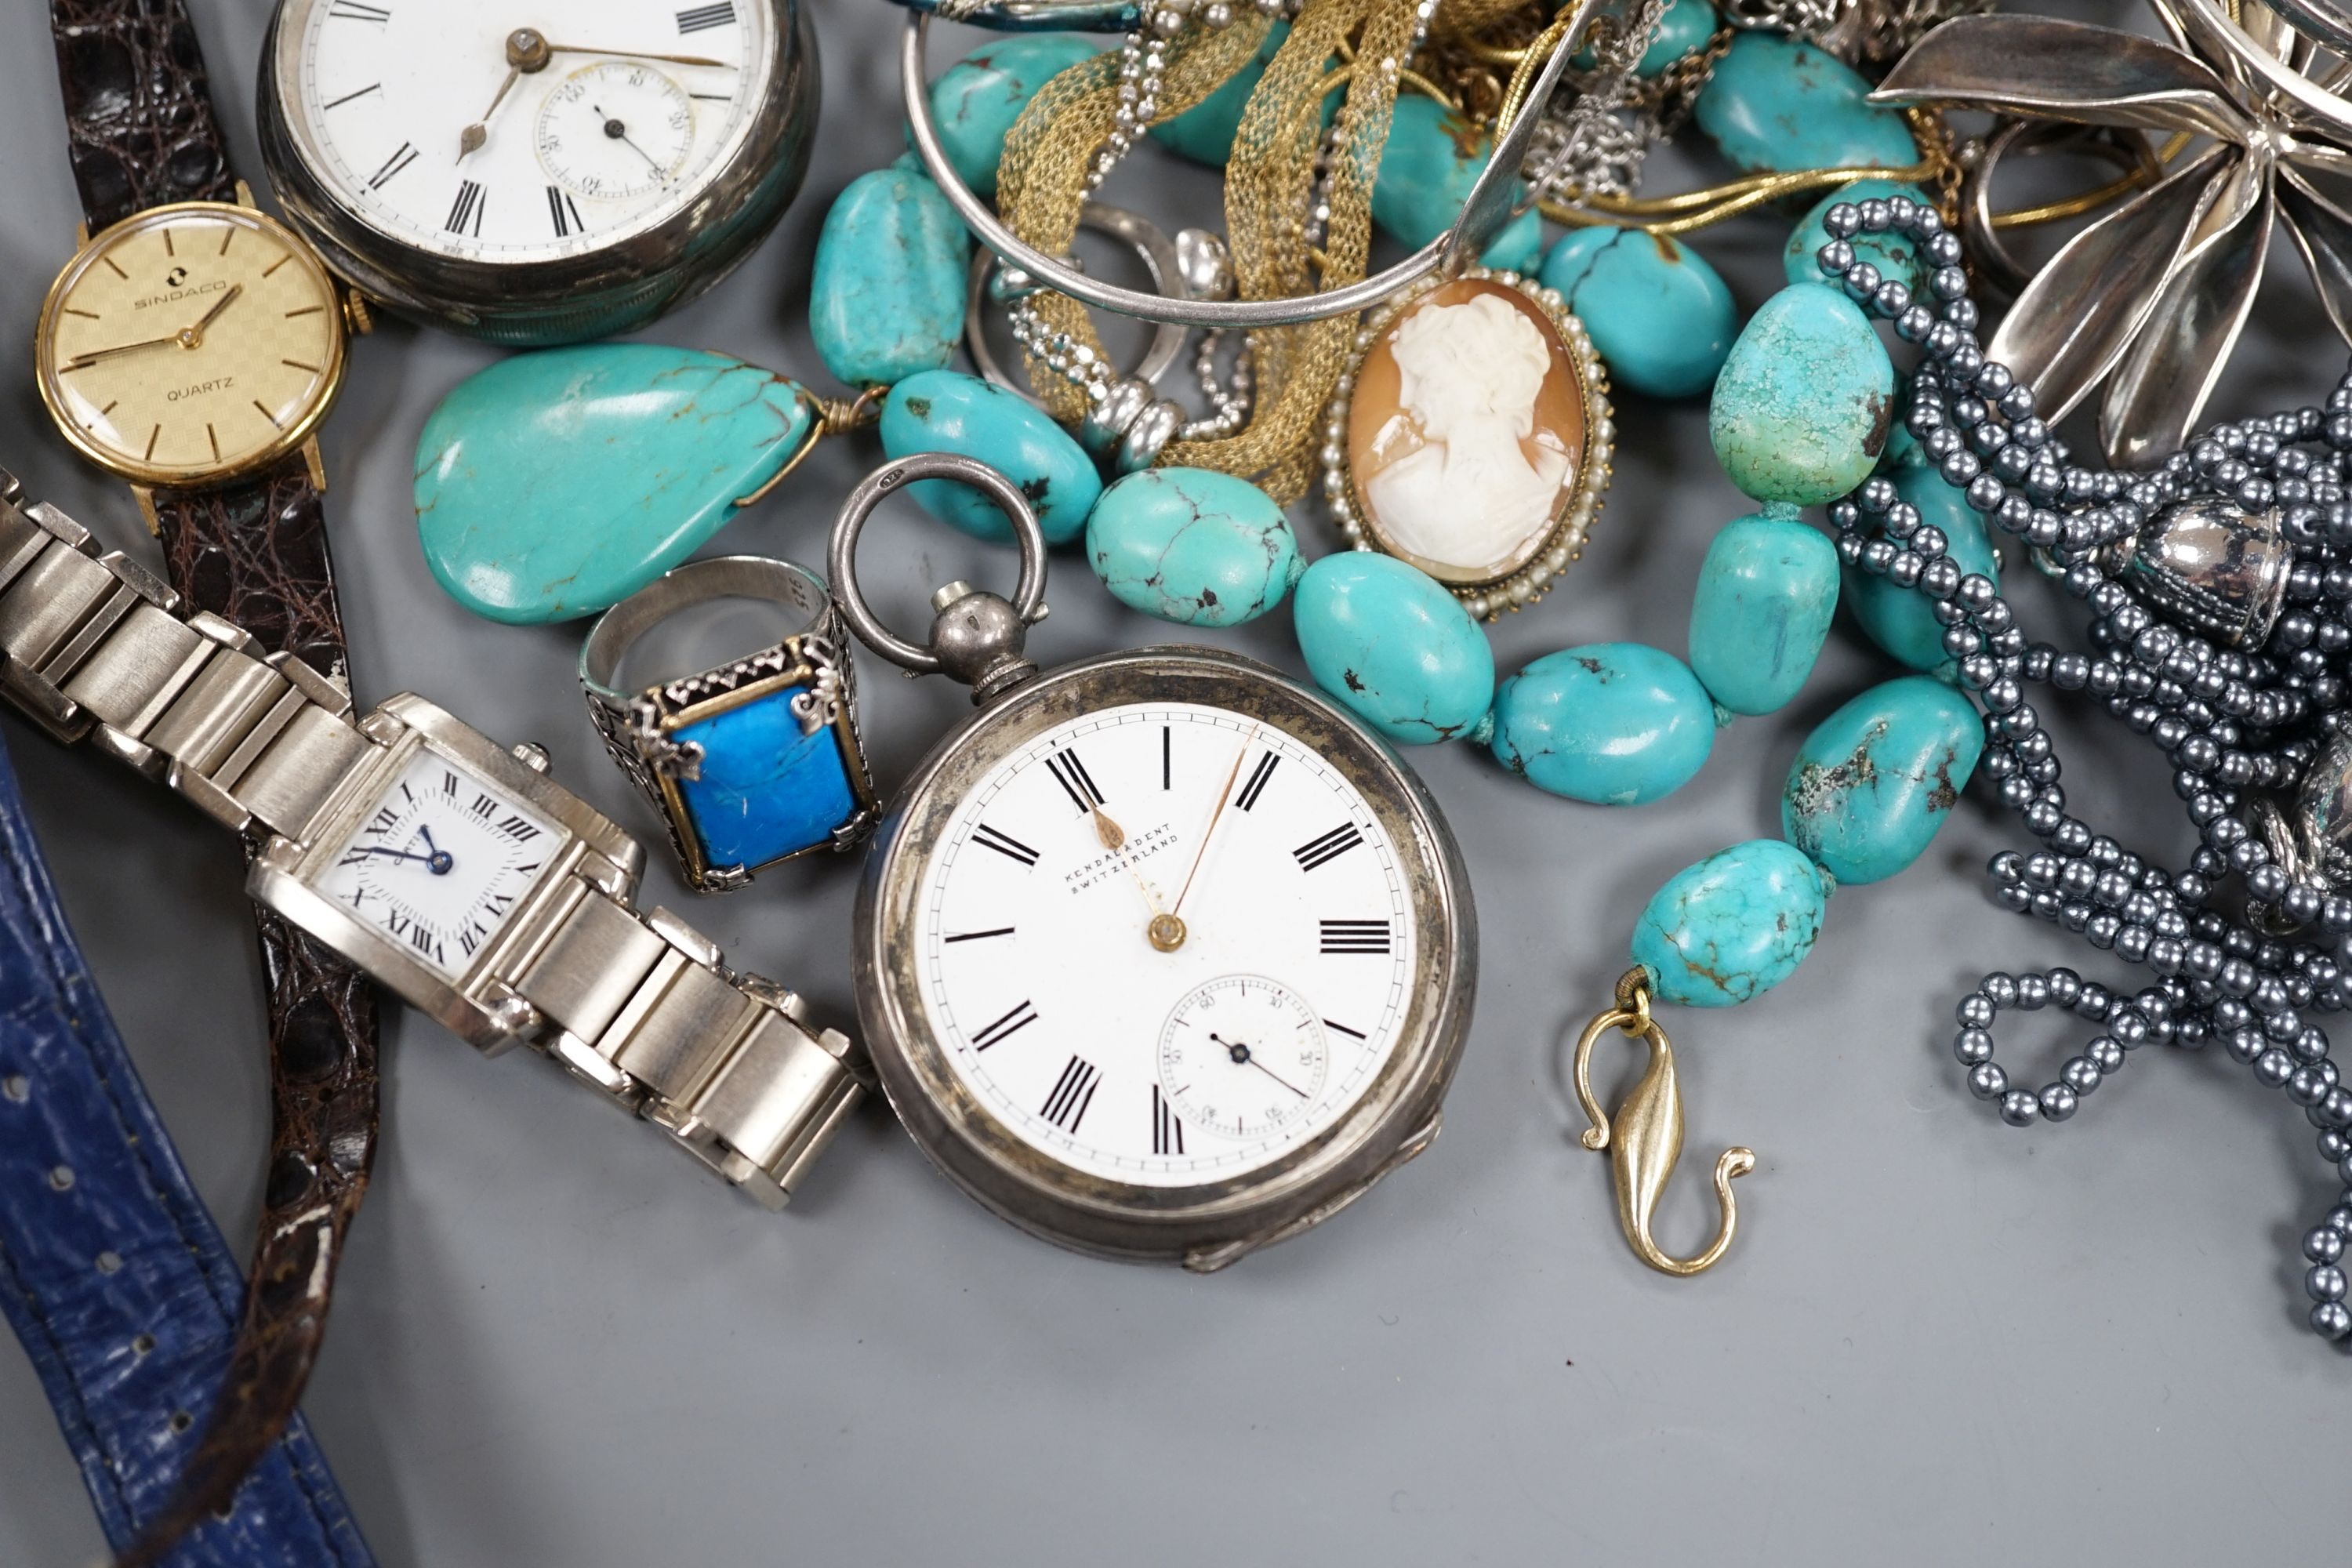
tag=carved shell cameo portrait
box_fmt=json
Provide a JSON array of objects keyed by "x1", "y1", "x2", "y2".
[{"x1": 1327, "y1": 270, "x2": 1612, "y2": 618}]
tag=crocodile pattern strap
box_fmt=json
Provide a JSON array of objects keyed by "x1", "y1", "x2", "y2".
[
  {"x1": 130, "y1": 456, "x2": 383, "y2": 1567},
  {"x1": 0, "y1": 728, "x2": 377, "y2": 1566},
  {"x1": 51, "y1": 0, "x2": 239, "y2": 235},
  {"x1": 152, "y1": 453, "x2": 352, "y2": 685}
]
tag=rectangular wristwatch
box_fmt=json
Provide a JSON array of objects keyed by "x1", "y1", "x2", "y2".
[{"x1": 0, "y1": 467, "x2": 866, "y2": 1208}]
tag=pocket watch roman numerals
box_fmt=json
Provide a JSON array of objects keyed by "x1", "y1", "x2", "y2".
[
  {"x1": 1152, "y1": 1083, "x2": 1185, "y2": 1156},
  {"x1": 446, "y1": 180, "x2": 488, "y2": 238},
  {"x1": 677, "y1": 2, "x2": 736, "y2": 31},
  {"x1": 1294, "y1": 823, "x2": 1364, "y2": 872},
  {"x1": 1236, "y1": 750, "x2": 1279, "y2": 811},
  {"x1": 1044, "y1": 747, "x2": 1105, "y2": 815},
  {"x1": 1040, "y1": 1055, "x2": 1100, "y2": 1134},
  {"x1": 1319, "y1": 919, "x2": 1392, "y2": 955},
  {"x1": 971, "y1": 1000, "x2": 1039, "y2": 1051},
  {"x1": 971, "y1": 822, "x2": 1039, "y2": 866}
]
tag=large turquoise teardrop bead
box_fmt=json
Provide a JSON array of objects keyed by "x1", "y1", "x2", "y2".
[
  {"x1": 1633, "y1": 839, "x2": 1831, "y2": 1007},
  {"x1": 1782, "y1": 675, "x2": 1984, "y2": 885},
  {"x1": 1087, "y1": 467, "x2": 1301, "y2": 626},
  {"x1": 1846, "y1": 462, "x2": 2001, "y2": 672},
  {"x1": 1489, "y1": 643, "x2": 1715, "y2": 805},
  {"x1": 1709, "y1": 283, "x2": 1894, "y2": 506},
  {"x1": 880, "y1": 371, "x2": 1102, "y2": 546},
  {"x1": 1693, "y1": 34, "x2": 1919, "y2": 175},
  {"x1": 1370, "y1": 96, "x2": 1545, "y2": 274},
  {"x1": 1784, "y1": 179, "x2": 1932, "y2": 290},
  {"x1": 1293, "y1": 554, "x2": 1494, "y2": 745},
  {"x1": 810, "y1": 165, "x2": 971, "y2": 389},
  {"x1": 415, "y1": 346, "x2": 811, "y2": 625},
  {"x1": 1537, "y1": 226, "x2": 1737, "y2": 399},
  {"x1": 911, "y1": 34, "x2": 1101, "y2": 198},
  {"x1": 1688, "y1": 511, "x2": 1838, "y2": 716}
]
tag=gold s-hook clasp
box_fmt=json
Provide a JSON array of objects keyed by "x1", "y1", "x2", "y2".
[{"x1": 1572, "y1": 968, "x2": 1755, "y2": 1278}]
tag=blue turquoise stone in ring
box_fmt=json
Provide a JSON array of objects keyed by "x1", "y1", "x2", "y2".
[
  {"x1": 673, "y1": 688, "x2": 859, "y2": 873},
  {"x1": 1632, "y1": 839, "x2": 1832, "y2": 1007},
  {"x1": 415, "y1": 346, "x2": 814, "y2": 625}
]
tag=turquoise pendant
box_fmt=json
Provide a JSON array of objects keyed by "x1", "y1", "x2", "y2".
[
  {"x1": 1687, "y1": 510, "x2": 1838, "y2": 716},
  {"x1": 880, "y1": 371, "x2": 1103, "y2": 546},
  {"x1": 1782, "y1": 675, "x2": 1984, "y2": 885},
  {"x1": 1632, "y1": 839, "x2": 1832, "y2": 1007},
  {"x1": 1292, "y1": 553, "x2": 1494, "y2": 745},
  {"x1": 1709, "y1": 283, "x2": 1895, "y2": 506},
  {"x1": 416, "y1": 346, "x2": 813, "y2": 625},
  {"x1": 1087, "y1": 467, "x2": 1303, "y2": 626},
  {"x1": 1693, "y1": 34, "x2": 1919, "y2": 176},
  {"x1": 1370, "y1": 96, "x2": 1545, "y2": 274},
  {"x1": 1489, "y1": 642, "x2": 1718, "y2": 805},
  {"x1": 810, "y1": 163, "x2": 972, "y2": 389}
]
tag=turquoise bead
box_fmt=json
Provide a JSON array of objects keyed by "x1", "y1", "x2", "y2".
[
  {"x1": 1578, "y1": 0, "x2": 1717, "y2": 75},
  {"x1": 1087, "y1": 467, "x2": 1301, "y2": 626},
  {"x1": 1632, "y1": 839, "x2": 1831, "y2": 1007},
  {"x1": 1489, "y1": 643, "x2": 1715, "y2": 805},
  {"x1": 1782, "y1": 675, "x2": 1984, "y2": 885},
  {"x1": 809, "y1": 165, "x2": 971, "y2": 388},
  {"x1": 1846, "y1": 462, "x2": 2000, "y2": 672},
  {"x1": 1152, "y1": 23, "x2": 1302, "y2": 166},
  {"x1": 415, "y1": 346, "x2": 811, "y2": 625},
  {"x1": 911, "y1": 34, "x2": 1100, "y2": 198},
  {"x1": 1370, "y1": 96, "x2": 1545, "y2": 275},
  {"x1": 1292, "y1": 554, "x2": 1494, "y2": 745},
  {"x1": 1708, "y1": 282, "x2": 1894, "y2": 506},
  {"x1": 1693, "y1": 34, "x2": 1918, "y2": 176},
  {"x1": 880, "y1": 371, "x2": 1102, "y2": 546},
  {"x1": 1784, "y1": 179, "x2": 1932, "y2": 291},
  {"x1": 674, "y1": 685, "x2": 859, "y2": 872},
  {"x1": 1537, "y1": 225, "x2": 1737, "y2": 399},
  {"x1": 1688, "y1": 511, "x2": 1838, "y2": 716}
]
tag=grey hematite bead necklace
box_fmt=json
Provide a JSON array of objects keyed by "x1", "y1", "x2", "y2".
[{"x1": 1810, "y1": 194, "x2": 2352, "y2": 1346}]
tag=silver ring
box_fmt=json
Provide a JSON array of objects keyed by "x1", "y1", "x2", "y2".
[
  {"x1": 826, "y1": 454, "x2": 1050, "y2": 676},
  {"x1": 579, "y1": 556, "x2": 835, "y2": 706},
  {"x1": 898, "y1": 5, "x2": 1592, "y2": 328},
  {"x1": 965, "y1": 202, "x2": 1188, "y2": 395}
]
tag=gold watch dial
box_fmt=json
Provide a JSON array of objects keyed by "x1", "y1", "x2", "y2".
[{"x1": 34, "y1": 202, "x2": 348, "y2": 487}]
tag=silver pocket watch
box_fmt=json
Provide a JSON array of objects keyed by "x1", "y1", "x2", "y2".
[
  {"x1": 829, "y1": 455, "x2": 1477, "y2": 1269},
  {"x1": 259, "y1": 0, "x2": 818, "y2": 344}
]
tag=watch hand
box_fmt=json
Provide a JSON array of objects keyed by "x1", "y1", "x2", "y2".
[
  {"x1": 1167, "y1": 726, "x2": 1258, "y2": 931},
  {"x1": 458, "y1": 65, "x2": 523, "y2": 158},
  {"x1": 545, "y1": 42, "x2": 730, "y2": 68},
  {"x1": 1092, "y1": 808, "x2": 1185, "y2": 947},
  {"x1": 595, "y1": 105, "x2": 670, "y2": 180},
  {"x1": 354, "y1": 846, "x2": 441, "y2": 868},
  {"x1": 408, "y1": 826, "x2": 456, "y2": 875},
  {"x1": 1210, "y1": 1033, "x2": 1308, "y2": 1098},
  {"x1": 187, "y1": 282, "x2": 241, "y2": 337},
  {"x1": 61, "y1": 333, "x2": 180, "y2": 370}
]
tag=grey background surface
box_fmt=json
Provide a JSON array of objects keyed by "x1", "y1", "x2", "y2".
[{"x1": 1, "y1": 2, "x2": 2344, "y2": 1563}]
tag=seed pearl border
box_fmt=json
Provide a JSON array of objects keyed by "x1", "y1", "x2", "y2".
[{"x1": 1319, "y1": 266, "x2": 1615, "y2": 621}]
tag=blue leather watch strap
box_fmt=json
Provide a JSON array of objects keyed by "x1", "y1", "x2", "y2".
[{"x1": 0, "y1": 729, "x2": 376, "y2": 1567}]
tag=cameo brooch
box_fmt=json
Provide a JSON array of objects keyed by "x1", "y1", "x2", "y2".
[{"x1": 1323, "y1": 269, "x2": 1613, "y2": 619}]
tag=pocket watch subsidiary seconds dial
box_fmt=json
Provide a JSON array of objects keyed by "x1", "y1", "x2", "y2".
[
  {"x1": 260, "y1": 0, "x2": 818, "y2": 344},
  {"x1": 34, "y1": 204, "x2": 347, "y2": 486},
  {"x1": 837, "y1": 456, "x2": 1475, "y2": 1271}
]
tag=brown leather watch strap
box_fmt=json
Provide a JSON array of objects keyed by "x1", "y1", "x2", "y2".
[
  {"x1": 49, "y1": 5, "x2": 383, "y2": 1552},
  {"x1": 51, "y1": 0, "x2": 239, "y2": 235},
  {"x1": 118, "y1": 455, "x2": 384, "y2": 1566}
]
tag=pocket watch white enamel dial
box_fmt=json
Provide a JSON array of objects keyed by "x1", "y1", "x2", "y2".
[
  {"x1": 833, "y1": 456, "x2": 1476, "y2": 1270},
  {"x1": 258, "y1": 0, "x2": 818, "y2": 344}
]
